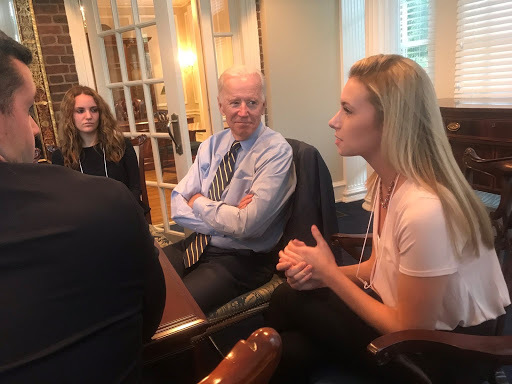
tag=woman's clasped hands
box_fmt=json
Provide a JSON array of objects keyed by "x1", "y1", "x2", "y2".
[{"x1": 277, "y1": 225, "x2": 338, "y2": 290}]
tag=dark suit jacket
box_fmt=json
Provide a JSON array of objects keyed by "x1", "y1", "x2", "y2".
[
  {"x1": 281, "y1": 139, "x2": 338, "y2": 249},
  {"x1": 0, "y1": 163, "x2": 165, "y2": 383}
]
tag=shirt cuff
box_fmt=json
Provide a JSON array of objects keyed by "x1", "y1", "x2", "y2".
[{"x1": 192, "y1": 195, "x2": 210, "y2": 217}]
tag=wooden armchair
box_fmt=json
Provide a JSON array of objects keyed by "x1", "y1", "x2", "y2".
[
  {"x1": 329, "y1": 147, "x2": 512, "y2": 383},
  {"x1": 131, "y1": 134, "x2": 151, "y2": 224},
  {"x1": 198, "y1": 327, "x2": 282, "y2": 384},
  {"x1": 463, "y1": 148, "x2": 512, "y2": 271}
]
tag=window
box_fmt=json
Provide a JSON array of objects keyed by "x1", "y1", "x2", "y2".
[
  {"x1": 455, "y1": 0, "x2": 512, "y2": 99},
  {"x1": 211, "y1": 0, "x2": 235, "y2": 76},
  {"x1": 400, "y1": 0, "x2": 433, "y2": 78}
]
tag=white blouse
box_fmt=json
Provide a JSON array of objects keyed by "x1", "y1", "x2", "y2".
[{"x1": 371, "y1": 179, "x2": 510, "y2": 330}]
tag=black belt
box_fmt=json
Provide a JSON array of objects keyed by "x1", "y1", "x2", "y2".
[{"x1": 206, "y1": 245, "x2": 263, "y2": 257}]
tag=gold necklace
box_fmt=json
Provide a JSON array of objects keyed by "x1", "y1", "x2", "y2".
[{"x1": 379, "y1": 175, "x2": 398, "y2": 209}]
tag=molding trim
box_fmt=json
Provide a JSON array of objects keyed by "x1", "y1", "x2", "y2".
[
  {"x1": 14, "y1": 0, "x2": 57, "y2": 154},
  {"x1": 64, "y1": 0, "x2": 95, "y2": 88},
  {"x1": 342, "y1": 182, "x2": 367, "y2": 203},
  {"x1": 334, "y1": 181, "x2": 367, "y2": 203},
  {"x1": 333, "y1": 181, "x2": 366, "y2": 203},
  {"x1": 333, "y1": 181, "x2": 346, "y2": 203},
  {"x1": 340, "y1": 0, "x2": 365, "y2": 84}
]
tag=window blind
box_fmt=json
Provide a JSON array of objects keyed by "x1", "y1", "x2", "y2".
[{"x1": 455, "y1": 0, "x2": 512, "y2": 98}]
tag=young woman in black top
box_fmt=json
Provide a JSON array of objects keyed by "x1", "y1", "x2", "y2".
[{"x1": 52, "y1": 85, "x2": 149, "y2": 214}]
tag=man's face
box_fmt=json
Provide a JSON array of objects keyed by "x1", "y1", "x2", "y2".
[
  {"x1": 0, "y1": 59, "x2": 39, "y2": 163},
  {"x1": 218, "y1": 73, "x2": 265, "y2": 141}
]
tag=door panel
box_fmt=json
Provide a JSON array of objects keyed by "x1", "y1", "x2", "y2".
[
  {"x1": 79, "y1": 0, "x2": 258, "y2": 233},
  {"x1": 82, "y1": 0, "x2": 194, "y2": 234}
]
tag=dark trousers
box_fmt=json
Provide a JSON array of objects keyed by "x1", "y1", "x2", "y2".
[
  {"x1": 164, "y1": 237, "x2": 276, "y2": 315},
  {"x1": 265, "y1": 282, "x2": 502, "y2": 384}
]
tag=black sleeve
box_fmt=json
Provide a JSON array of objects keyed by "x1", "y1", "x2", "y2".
[
  {"x1": 50, "y1": 148, "x2": 64, "y2": 166},
  {"x1": 122, "y1": 140, "x2": 142, "y2": 200},
  {"x1": 136, "y1": 205, "x2": 166, "y2": 341},
  {"x1": 122, "y1": 138, "x2": 151, "y2": 214}
]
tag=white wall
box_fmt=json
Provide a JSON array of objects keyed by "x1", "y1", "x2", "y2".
[
  {"x1": 0, "y1": 1, "x2": 19, "y2": 41},
  {"x1": 260, "y1": 0, "x2": 343, "y2": 182},
  {"x1": 433, "y1": 0, "x2": 457, "y2": 99}
]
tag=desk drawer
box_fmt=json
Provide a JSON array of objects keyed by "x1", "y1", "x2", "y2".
[
  {"x1": 443, "y1": 118, "x2": 486, "y2": 137},
  {"x1": 486, "y1": 120, "x2": 512, "y2": 141}
]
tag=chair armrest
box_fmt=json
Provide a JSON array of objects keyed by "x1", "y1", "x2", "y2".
[
  {"x1": 198, "y1": 327, "x2": 282, "y2": 384},
  {"x1": 368, "y1": 329, "x2": 512, "y2": 366},
  {"x1": 331, "y1": 233, "x2": 373, "y2": 260}
]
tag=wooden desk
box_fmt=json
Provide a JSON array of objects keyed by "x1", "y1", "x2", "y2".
[
  {"x1": 143, "y1": 245, "x2": 207, "y2": 365},
  {"x1": 439, "y1": 98, "x2": 512, "y2": 194}
]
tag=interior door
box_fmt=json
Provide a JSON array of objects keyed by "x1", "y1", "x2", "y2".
[
  {"x1": 81, "y1": 0, "x2": 206, "y2": 234},
  {"x1": 79, "y1": 0, "x2": 259, "y2": 234}
]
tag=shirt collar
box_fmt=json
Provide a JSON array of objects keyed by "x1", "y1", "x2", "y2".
[{"x1": 232, "y1": 122, "x2": 263, "y2": 152}]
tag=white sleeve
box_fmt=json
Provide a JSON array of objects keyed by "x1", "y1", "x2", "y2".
[{"x1": 396, "y1": 194, "x2": 459, "y2": 277}]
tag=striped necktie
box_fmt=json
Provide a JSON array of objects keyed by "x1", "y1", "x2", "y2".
[{"x1": 184, "y1": 140, "x2": 241, "y2": 267}]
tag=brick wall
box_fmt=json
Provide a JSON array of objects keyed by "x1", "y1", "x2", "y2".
[{"x1": 33, "y1": 0, "x2": 78, "y2": 116}]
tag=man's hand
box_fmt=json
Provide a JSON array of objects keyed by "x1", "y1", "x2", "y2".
[
  {"x1": 237, "y1": 193, "x2": 254, "y2": 209},
  {"x1": 187, "y1": 193, "x2": 204, "y2": 208}
]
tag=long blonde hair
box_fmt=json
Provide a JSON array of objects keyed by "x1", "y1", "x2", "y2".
[
  {"x1": 58, "y1": 85, "x2": 125, "y2": 169},
  {"x1": 352, "y1": 54, "x2": 493, "y2": 256}
]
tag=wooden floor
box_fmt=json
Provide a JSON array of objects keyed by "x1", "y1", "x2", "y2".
[
  {"x1": 145, "y1": 168, "x2": 176, "y2": 226},
  {"x1": 144, "y1": 154, "x2": 198, "y2": 227}
]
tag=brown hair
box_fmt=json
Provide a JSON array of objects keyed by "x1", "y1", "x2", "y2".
[{"x1": 58, "y1": 85, "x2": 125, "y2": 168}]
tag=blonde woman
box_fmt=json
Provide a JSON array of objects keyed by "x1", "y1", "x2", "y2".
[
  {"x1": 52, "y1": 85, "x2": 149, "y2": 214},
  {"x1": 267, "y1": 54, "x2": 510, "y2": 383}
]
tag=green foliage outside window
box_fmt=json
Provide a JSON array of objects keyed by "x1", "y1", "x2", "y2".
[{"x1": 400, "y1": 0, "x2": 431, "y2": 74}]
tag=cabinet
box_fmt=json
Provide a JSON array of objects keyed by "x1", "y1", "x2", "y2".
[{"x1": 439, "y1": 99, "x2": 512, "y2": 194}]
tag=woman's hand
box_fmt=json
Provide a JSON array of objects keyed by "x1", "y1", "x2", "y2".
[
  {"x1": 277, "y1": 251, "x2": 320, "y2": 290},
  {"x1": 278, "y1": 225, "x2": 338, "y2": 289}
]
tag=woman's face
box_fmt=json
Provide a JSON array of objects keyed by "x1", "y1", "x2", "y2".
[
  {"x1": 73, "y1": 94, "x2": 100, "y2": 135},
  {"x1": 328, "y1": 77, "x2": 382, "y2": 160}
]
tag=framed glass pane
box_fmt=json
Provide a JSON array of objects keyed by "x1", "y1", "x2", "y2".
[
  {"x1": 103, "y1": 34, "x2": 123, "y2": 83},
  {"x1": 151, "y1": 83, "x2": 167, "y2": 112},
  {"x1": 150, "y1": 83, "x2": 168, "y2": 134},
  {"x1": 211, "y1": 0, "x2": 231, "y2": 33},
  {"x1": 137, "y1": 0, "x2": 155, "y2": 22},
  {"x1": 126, "y1": 84, "x2": 147, "y2": 126},
  {"x1": 112, "y1": 87, "x2": 129, "y2": 131},
  {"x1": 97, "y1": 0, "x2": 115, "y2": 31},
  {"x1": 141, "y1": 25, "x2": 163, "y2": 79},
  {"x1": 122, "y1": 30, "x2": 141, "y2": 81},
  {"x1": 214, "y1": 36, "x2": 233, "y2": 76},
  {"x1": 156, "y1": 138, "x2": 178, "y2": 184},
  {"x1": 116, "y1": 0, "x2": 134, "y2": 27}
]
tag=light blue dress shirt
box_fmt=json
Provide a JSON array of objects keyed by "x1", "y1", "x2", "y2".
[{"x1": 171, "y1": 123, "x2": 296, "y2": 252}]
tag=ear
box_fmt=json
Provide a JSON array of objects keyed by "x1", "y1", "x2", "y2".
[{"x1": 217, "y1": 95, "x2": 225, "y2": 115}]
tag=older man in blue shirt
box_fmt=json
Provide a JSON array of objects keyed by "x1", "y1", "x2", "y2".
[{"x1": 167, "y1": 66, "x2": 296, "y2": 314}]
